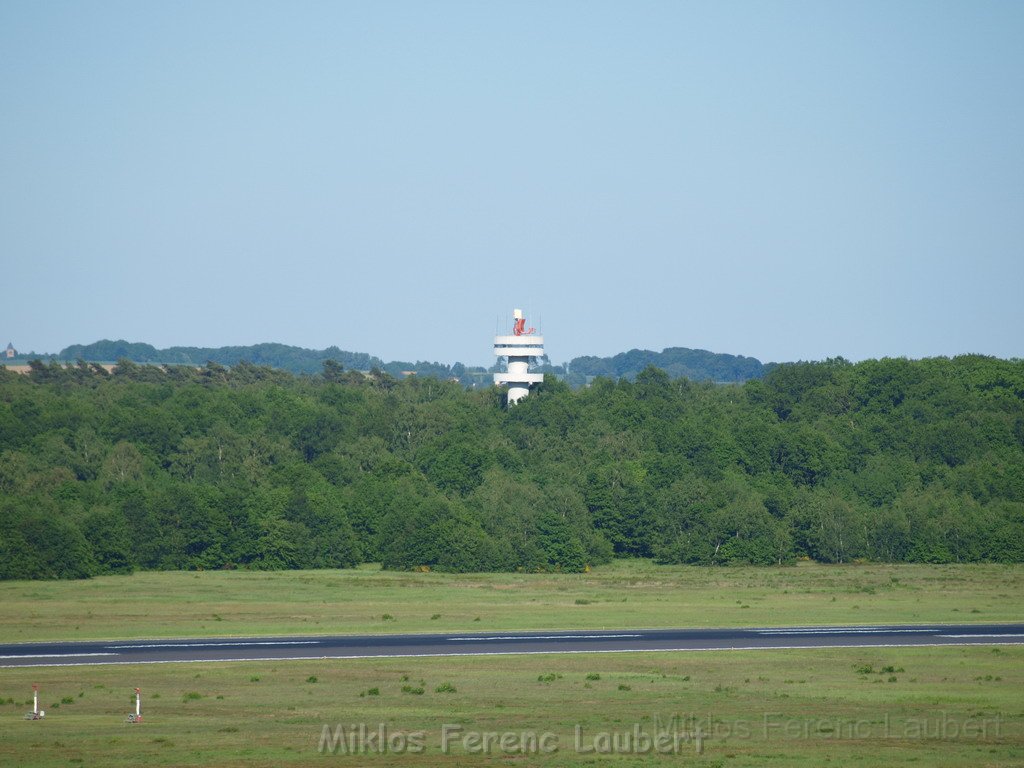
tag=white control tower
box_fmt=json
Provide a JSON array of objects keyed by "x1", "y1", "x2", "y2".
[{"x1": 494, "y1": 308, "x2": 544, "y2": 404}]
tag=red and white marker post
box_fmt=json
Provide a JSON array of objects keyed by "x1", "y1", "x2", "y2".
[
  {"x1": 25, "y1": 684, "x2": 44, "y2": 720},
  {"x1": 127, "y1": 687, "x2": 143, "y2": 723}
]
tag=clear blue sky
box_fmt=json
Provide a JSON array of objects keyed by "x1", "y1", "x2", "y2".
[{"x1": 2, "y1": 1, "x2": 1022, "y2": 366}]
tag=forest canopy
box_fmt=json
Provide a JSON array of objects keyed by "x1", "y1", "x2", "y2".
[{"x1": 1, "y1": 354, "x2": 1022, "y2": 579}]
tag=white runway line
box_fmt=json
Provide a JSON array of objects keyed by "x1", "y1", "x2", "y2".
[
  {"x1": 755, "y1": 628, "x2": 937, "y2": 635},
  {"x1": 105, "y1": 641, "x2": 321, "y2": 649},
  {"x1": 0, "y1": 652, "x2": 118, "y2": 659},
  {"x1": 447, "y1": 634, "x2": 642, "y2": 641}
]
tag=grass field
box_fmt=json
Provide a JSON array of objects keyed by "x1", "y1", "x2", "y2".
[
  {"x1": 1, "y1": 561, "x2": 1022, "y2": 766},
  {"x1": 1, "y1": 560, "x2": 1022, "y2": 643},
  {"x1": 1, "y1": 646, "x2": 1021, "y2": 767}
]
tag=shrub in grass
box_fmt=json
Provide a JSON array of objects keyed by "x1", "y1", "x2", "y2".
[
  {"x1": 435, "y1": 683, "x2": 456, "y2": 693},
  {"x1": 182, "y1": 692, "x2": 202, "y2": 701},
  {"x1": 401, "y1": 685, "x2": 424, "y2": 695},
  {"x1": 585, "y1": 673, "x2": 601, "y2": 681},
  {"x1": 537, "y1": 673, "x2": 562, "y2": 683},
  {"x1": 618, "y1": 684, "x2": 631, "y2": 691},
  {"x1": 61, "y1": 696, "x2": 74, "y2": 705},
  {"x1": 306, "y1": 676, "x2": 318, "y2": 683}
]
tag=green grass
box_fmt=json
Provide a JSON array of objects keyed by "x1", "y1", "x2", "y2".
[
  {"x1": 0, "y1": 646, "x2": 1021, "y2": 766},
  {"x1": 1, "y1": 560, "x2": 1022, "y2": 643}
]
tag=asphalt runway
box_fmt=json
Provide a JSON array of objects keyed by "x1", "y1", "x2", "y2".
[{"x1": 2, "y1": 623, "x2": 1023, "y2": 668}]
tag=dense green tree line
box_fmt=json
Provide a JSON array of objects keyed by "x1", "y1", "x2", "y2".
[{"x1": 1, "y1": 354, "x2": 1022, "y2": 579}]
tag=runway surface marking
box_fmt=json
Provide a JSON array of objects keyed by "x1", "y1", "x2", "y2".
[
  {"x1": 447, "y1": 634, "x2": 642, "y2": 641},
  {"x1": 0, "y1": 653, "x2": 118, "y2": 659},
  {"x1": 105, "y1": 641, "x2": 322, "y2": 649},
  {"x1": 755, "y1": 628, "x2": 938, "y2": 634}
]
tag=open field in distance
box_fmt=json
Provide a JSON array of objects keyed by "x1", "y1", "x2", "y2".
[{"x1": 1, "y1": 561, "x2": 1022, "y2": 643}]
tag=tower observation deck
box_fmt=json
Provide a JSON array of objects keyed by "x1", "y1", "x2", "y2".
[{"x1": 494, "y1": 308, "x2": 544, "y2": 404}]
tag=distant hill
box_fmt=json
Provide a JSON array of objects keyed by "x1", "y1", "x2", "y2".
[
  {"x1": 58, "y1": 340, "x2": 383, "y2": 376},
  {"x1": 565, "y1": 347, "x2": 770, "y2": 384},
  {"x1": 56, "y1": 340, "x2": 769, "y2": 385}
]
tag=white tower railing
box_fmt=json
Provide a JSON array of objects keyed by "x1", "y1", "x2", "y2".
[{"x1": 494, "y1": 308, "x2": 544, "y2": 404}]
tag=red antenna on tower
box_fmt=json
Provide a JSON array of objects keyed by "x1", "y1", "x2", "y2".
[{"x1": 512, "y1": 308, "x2": 535, "y2": 336}]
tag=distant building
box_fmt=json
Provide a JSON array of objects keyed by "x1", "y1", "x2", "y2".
[
  {"x1": 494, "y1": 308, "x2": 544, "y2": 404},
  {"x1": 5, "y1": 342, "x2": 15, "y2": 359}
]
